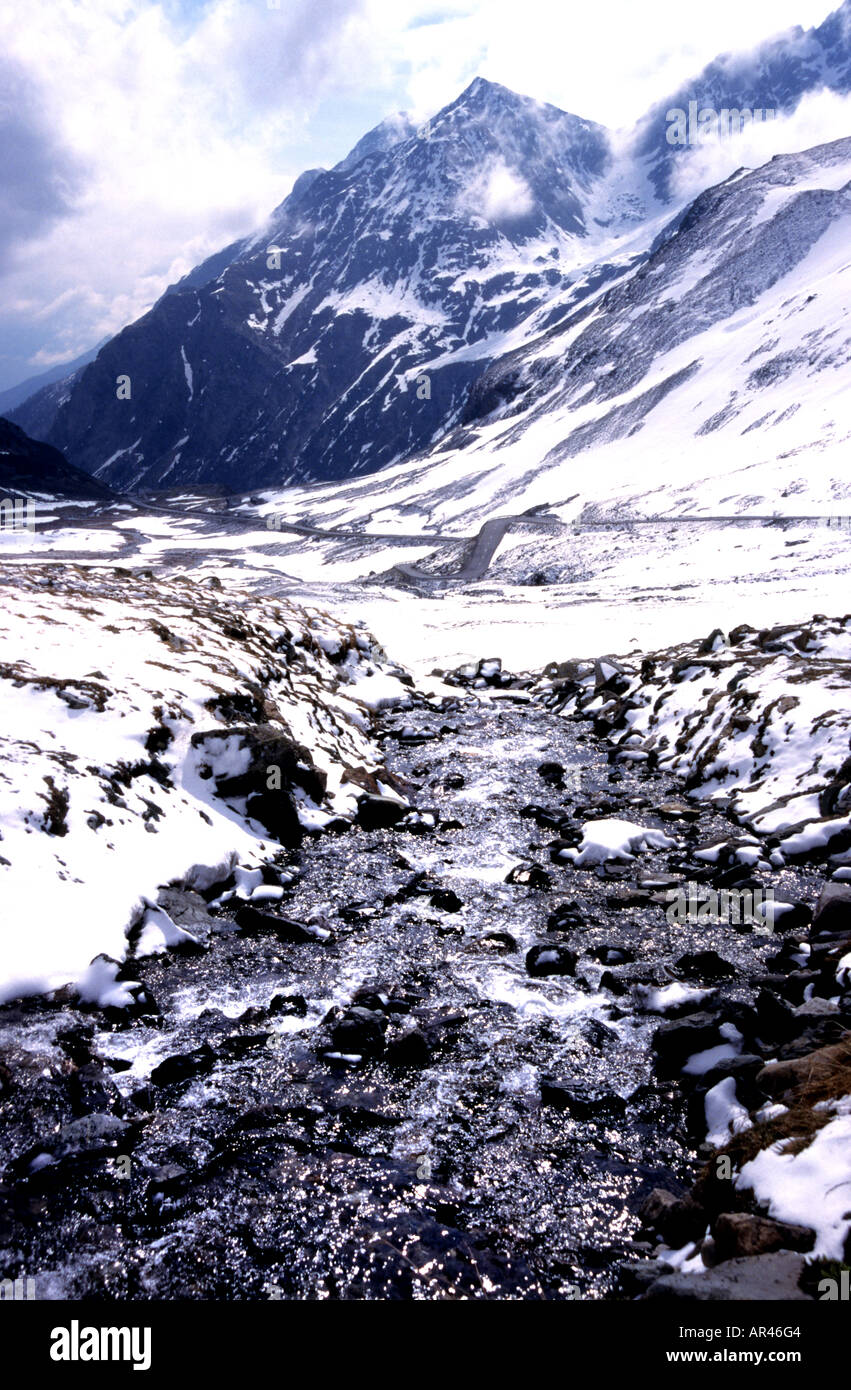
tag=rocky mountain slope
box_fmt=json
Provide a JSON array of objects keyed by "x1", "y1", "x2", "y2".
[
  {"x1": 0, "y1": 343, "x2": 101, "y2": 421},
  {"x1": 16, "y1": 79, "x2": 637, "y2": 493},
  {"x1": 0, "y1": 417, "x2": 115, "y2": 501},
  {"x1": 12, "y1": 2, "x2": 851, "y2": 503},
  {"x1": 635, "y1": 0, "x2": 851, "y2": 199},
  {"x1": 250, "y1": 132, "x2": 851, "y2": 548}
]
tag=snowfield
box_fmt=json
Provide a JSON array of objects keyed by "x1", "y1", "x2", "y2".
[{"x1": 0, "y1": 566, "x2": 409, "y2": 1002}]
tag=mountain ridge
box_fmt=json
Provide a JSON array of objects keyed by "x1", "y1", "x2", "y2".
[{"x1": 12, "y1": 2, "x2": 851, "y2": 496}]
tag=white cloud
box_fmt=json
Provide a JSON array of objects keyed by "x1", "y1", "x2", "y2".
[
  {"x1": 0, "y1": 55, "x2": 88, "y2": 272},
  {"x1": 0, "y1": 0, "x2": 379, "y2": 385},
  {"x1": 668, "y1": 87, "x2": 851, "y2": 202},
  {"x1": 460, "y1": 159, "x2": 534, "y2": 222},
  {"x1": 383, "y1": 0, "x2": 840, "y2": 131}
]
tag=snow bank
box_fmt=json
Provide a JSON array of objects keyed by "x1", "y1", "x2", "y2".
[
  {"x1": 0, "y1": 566, "x2": 406, "y2": 1003},
  {"x1": 536, "y1": 615, "x2": 851, "y2": 849},
  {"x1": 735, "y1": 1107, "x2": 851, "y2": 1261}
]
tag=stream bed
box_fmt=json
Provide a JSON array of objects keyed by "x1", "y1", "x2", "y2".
[{"x1": 0, "y1": 692, "x2": 824, "y2": 1300}]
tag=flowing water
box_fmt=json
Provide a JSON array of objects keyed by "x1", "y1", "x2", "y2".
[{"x1": 0, "y1": 693, "x2": 821, "y2": 1300}]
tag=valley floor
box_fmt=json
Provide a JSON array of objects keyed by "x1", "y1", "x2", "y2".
[
  {"x1": 0, "y1": 690, "x2": 840, "y2": 1300},
  {"x1": 1, "y1": 502, "x2": 850, "y2": 1301}
]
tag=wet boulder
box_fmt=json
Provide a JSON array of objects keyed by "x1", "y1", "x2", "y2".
[
  {"x1": 356, "y1": 794, "x2": 411, "y2": 830},
  {"x1": 526, "y1": 944, "x2": 577, "y2": 977},
  {"x1": 751, "y1": 970, "x2": 820, "y2": 1006},
  {"x1": 506, "y1": 863, "x2": 552, "y2": 890},
  {"x1": 761, "y1": 894, "x2": 812, "y2": 933},
  {"x1": 674, "y1": 951, "x2": 736, "y2": 982},
  {"x1": 150, "y1": 1044, "x2": 217, "y2": 1088},
  {"x1": 269, "y1": 992, "x2": 309, "y2": 1018},
  {"x1": 429, "y1": 888, "x2": 464, "y2": 913},
  {"x1": 712, "y1": 1212, "x2": 815, "y2": 1261},
  {"x1": 145, "y1": 1163, "x2": 191, "y2": 1198},
  {"x1": 234, "y1": 905, "x2": 324, "y2": 943},
  {"x1": 398, "y1": 808, "x2": 439, "y2": 834},
  {"x1": 590, "y1": 944, "x2": 634, "y2": 965},
  {"x1": 10, "y1": 1113, "x2": 139, "y2": 1183},
  {"x1": 328, "y1": 1007, "x2": 388, "y2": 1059},
  {"x1": 481, "y1": 930, "x2": 518, "y2": 953},
  {"x1": 540, "y1": 1079, "x2": 626, "y2": 1120},
  {"x1": 811, "y1": 883, "x2": 851, "y2": 941},
  {"x1": 754, "y1": 988, "x2": 800, "y2": 1043},
  {"x1": 638, "y1": 1188, "x2": 707, "y2": 1246},
  {"x1": 385, "y1": 1027, "x2": 432, "y2": 1068},
  {"x1": 546, "y1": 901, "x2": 585, "y2": 932},
  {"x1": 651, "y1": 1013, "x2": 723, "y2": 1075}
]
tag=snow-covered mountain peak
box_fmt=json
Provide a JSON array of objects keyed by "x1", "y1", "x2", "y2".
[
  {"x1": 635, "y1": 0, "x2": 851, "y2": 200},
  {"x1": 334, "y1": 109, "x2": 419, "y2": 173},
  {"x1": 271, "y1": 131, "x2": 851, "y2": 553},
  {"x1": 13, "y1": 6, "x2": 851, "y2": 498},
  {"x1": 21, "y1": 77, "x2": 630, "y2": 492}
]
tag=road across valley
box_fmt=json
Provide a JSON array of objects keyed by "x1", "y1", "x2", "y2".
[
  {"x1": 107, "y1": 497, "x2": 851, "y2": 587},
  {"x1": 260, "y1": 509, "x2": 851, "y2": 585},
  {"x1": 263, "y1": 510, "x2": 567, "y2": 584}
]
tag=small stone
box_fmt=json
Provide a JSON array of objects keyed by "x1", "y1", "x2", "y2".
[
  {"x1": 505, "y1": 863, "x2": 552, "y2": 890},
  {"x1": 481, "y1": 931, "x2": 518, "y2": 952},
  {"x1": 429, "y1": 888, "x2": 463, "y2": 913}
]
